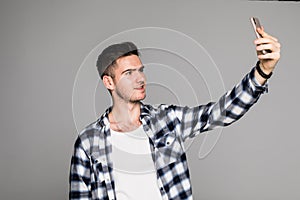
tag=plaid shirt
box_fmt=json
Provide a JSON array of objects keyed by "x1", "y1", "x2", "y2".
[{"x1": 69, "y1": 66, "x2": 268, "y2": 200}]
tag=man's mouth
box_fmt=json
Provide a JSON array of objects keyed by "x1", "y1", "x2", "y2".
[{"x1": 135, "y1": 85, "x2": 145, "y2": 90}]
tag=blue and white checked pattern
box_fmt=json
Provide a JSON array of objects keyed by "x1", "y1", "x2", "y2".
[{"x1": 69, "y1": 66, "x2": 268, "y2": 200}]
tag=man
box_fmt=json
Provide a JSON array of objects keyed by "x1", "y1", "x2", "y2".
[{"x1": 69, "y1": 27, "x2": 280, "y2": 200}]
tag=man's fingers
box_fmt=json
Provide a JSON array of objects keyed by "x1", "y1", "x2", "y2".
[
  {"x1": 257, "y1": 27, "x2": 278, "y2": 42},
  {"x1": 254, "y1": 38, "x2": 281, "y2": 51},
  {"x1": 257, "y1": 52, "x2": 280, "y2": 60},
  {"x1": 256, "y1": 43, "x2": 273, "y2": 51},
  {"x1": 256, "y1": 42, "x2": 280, "y2": 52},
  {"x1": 254, "y1": 38, "x2": 273, "y2": 45}
]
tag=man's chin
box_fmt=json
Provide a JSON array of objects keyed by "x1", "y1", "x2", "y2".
[{"x1": 131, "y1": 94, "x2": 146, "y2": 102}]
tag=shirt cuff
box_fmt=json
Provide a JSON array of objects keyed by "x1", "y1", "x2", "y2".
[{"x1": 248, "y1": 65, "x2": 269, "y2": 94}]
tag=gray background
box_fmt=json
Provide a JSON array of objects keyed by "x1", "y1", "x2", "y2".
[{"x1": 1, "y1": 0, "x2": 299, "y2": 199}]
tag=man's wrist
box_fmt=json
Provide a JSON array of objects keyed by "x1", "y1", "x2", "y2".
[
  {"x1": 256, "y1": 61, "x2": 273, "y2": 79},
  {"x1": 249, "y1": 66, "x2": 269, "y2": 93}
]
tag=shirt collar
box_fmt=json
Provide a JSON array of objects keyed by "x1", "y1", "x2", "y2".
[
  {"x1": 97, "y1": 106, "x2": 112, "y2": 127},
  {"x1": 97, "y1": 102, "x2": 152, "y2": 127}
]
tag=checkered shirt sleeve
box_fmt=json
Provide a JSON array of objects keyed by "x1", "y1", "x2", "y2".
[{"x1": 173, "y1": 66, "x2": 268, "y2": 141}]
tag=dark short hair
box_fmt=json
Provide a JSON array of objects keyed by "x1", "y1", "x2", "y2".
[{"x1": 96, "y1": 42, "x2": 140, "y2": 79}]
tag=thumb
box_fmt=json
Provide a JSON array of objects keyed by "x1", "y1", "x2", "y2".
[{"x1": 257, "y1": 26, "x2": 278, "y2": 41}]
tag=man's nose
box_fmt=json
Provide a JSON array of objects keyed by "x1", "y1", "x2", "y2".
[{"x1": 135, "y1": 71, "x2": 145, "y2": 83}]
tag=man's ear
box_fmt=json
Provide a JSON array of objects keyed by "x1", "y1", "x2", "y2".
[{"x1": 102, "y1": 75, "x2": 115, "y2": 91}]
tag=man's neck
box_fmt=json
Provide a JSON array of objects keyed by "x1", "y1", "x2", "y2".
[{"x1": 109, "y1": 101, "x2": 142, "y2": 132}]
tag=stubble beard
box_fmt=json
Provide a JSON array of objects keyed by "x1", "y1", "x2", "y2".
[{"x1": 115, "y1": 87, "x2": 146, "y2": 104}]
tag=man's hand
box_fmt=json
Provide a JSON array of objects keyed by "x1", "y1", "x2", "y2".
[{"x1": 254, "y1": 27, "x2": 281, "y2": 83}]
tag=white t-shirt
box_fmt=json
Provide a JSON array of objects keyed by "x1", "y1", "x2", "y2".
[{"x1": 110, "y1": 125, "x2": 162, "y2": 200}]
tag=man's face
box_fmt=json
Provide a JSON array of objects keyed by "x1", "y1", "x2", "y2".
[{"x1": 111, "y1": 54, "x2": 146, "y2": 103}]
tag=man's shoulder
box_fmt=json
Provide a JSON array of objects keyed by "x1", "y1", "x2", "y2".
[
  {"x1": 78, "y1": 106, "x2": 110, "y2": 139},
  {"x1": 79, "y1": 119, "x2": 102, "y2": 137},
  {"x1": 76, "y1": 118, "x2": 104, "y2": 152}
]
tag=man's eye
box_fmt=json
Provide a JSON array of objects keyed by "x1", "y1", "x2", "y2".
[{"x1": 125, "y1": 71, "x2": 132, "y2": 75}]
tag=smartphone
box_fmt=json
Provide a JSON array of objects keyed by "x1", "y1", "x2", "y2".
[{"x1": 250, "y1": 17, "x2": 269, "y2": 54}]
